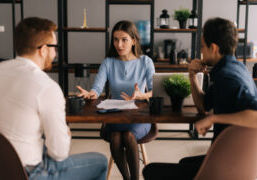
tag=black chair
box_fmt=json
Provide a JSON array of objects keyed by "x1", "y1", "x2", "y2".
[{"x1": 0, "y1": 133, "x2": 28, "y2": 180}]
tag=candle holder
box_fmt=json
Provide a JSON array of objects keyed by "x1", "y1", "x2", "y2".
[
  {"x1": 82, "y1": 8, "x2": 87, "y2": 28},
  {"x1": 157, "y1": 9, "x2": 170, "y2": 29}
]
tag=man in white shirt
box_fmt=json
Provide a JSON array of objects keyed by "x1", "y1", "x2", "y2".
[{"x1": 0, "y1": 17, "x2": 107, "y2": 180}]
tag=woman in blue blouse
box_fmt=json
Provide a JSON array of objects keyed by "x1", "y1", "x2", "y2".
[{"x1": 77, "y1": 20, "x2": 155, "y2": 180}]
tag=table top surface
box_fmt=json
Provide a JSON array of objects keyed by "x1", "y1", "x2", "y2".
[{"x1": 66, "y1": 99, "x2": 204, "y2": 124}]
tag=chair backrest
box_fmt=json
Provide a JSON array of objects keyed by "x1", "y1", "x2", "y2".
[
  {"x1": 194, "y1": 126, "x2": 257, "y2": 180},
  {"x1": 0, "y1": 133, "x2": 28, "y2": 180}
]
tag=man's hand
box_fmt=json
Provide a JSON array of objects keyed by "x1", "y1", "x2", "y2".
[
  {"x1": 195, "y1": 115, "x2": 215, "y2": 136},
  {"x1": 76, "y1": 86, "x2": 97, "y2": 99},
  {"x1": 188, "y1": 59, "x2": 207, "y2": 76},
  {"x1": 120, "y1": 83, "x2": 146, "y2": 101}
]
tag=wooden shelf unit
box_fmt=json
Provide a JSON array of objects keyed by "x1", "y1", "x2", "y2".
[
  {"x1": 108, "y1": 0, "x2": 153, "y2": 5},
  {"x1": 236, "y1": 0, "x2": 256, "y2": 64},
  {"x1": 237, "y1": 28, "x2": 245, "y2": 33},
  {"x1": 46, "y1": 62, "x2": 189, "y2": 73},
  {"x1": 57, "y1": 0, "x2": 203, "y2": 95},
  {"x1": 0, "y1": 0, "x2": 21, "y2": 3},
  {"x1": 239, "y1": 1, "x2": 257, "y2": 5},
  {"x1": 238, "y1": 58, "x2": 257, "y2": 62}
]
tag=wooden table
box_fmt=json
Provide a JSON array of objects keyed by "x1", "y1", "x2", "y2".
[{"x1": 66, "y1": 99, "x2": 203, "y2": 124}]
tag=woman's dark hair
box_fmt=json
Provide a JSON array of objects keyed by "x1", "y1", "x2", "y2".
[
  {"x1": 203, "y1": 17, "x2": 238, "y2": 55},
  {"x1": 107, "y1": 20, "x2": 142, "y2": 58}
]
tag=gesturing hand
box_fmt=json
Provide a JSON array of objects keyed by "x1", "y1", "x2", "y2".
[
  {"x1": 120, "y1": 83, "x2": 145, "y2": 101},
  {"x1": 76, "y1": 86, "x2": 98, "y2": 99}
]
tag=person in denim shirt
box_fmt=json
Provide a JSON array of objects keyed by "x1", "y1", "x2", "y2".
[{"x1": 143, "y1": 17, "x2": 257, "y2": 180}]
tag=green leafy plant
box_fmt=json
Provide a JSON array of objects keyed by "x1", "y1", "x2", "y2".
[
  {"x1": 173, "y1": 8, "x2": 191, "y2": 21},
  {"x1": 163, "y1": 74, "x2": 191, "y2": 98}
]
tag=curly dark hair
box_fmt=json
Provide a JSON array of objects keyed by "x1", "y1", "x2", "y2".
[{"x1": 203, "y1": 17, "x2": 238, "y2": 55}]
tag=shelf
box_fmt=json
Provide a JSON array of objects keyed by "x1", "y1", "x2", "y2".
[
  {"x1": 238, "y1": 58, "x2": 257, "y2": 62},
  {"x1": 154, "y1": 28, "x2": 245, "y2": 33},
  {"x1": 45, "y1": 63, "x2": 100, "y2": 73},
  {"x1": 239, "y1": 1, "x2": 257, "y2": 5},
  {"x1": 237, "y1": 29, "x2": 245, "y2": 33},
  {"x1": 108, "y1": 0, "x2": 152, "y2": 5},
  {"x1": 156, "y1": 58, "x2": 169, "y2": 62},
  {"x1": 157, "y1": 58, "x2": 257, "y2": 63},
  {"x1": 154, "y1": 63, "x2": 188, "y2": 72},
  {"x1": 253, "y1": 78, "x2": 257, "y2": 81},
  {"x1": 46, "y1": 62, "x2": 189, "y2": 73},
  {"x1": 155, "y1": 63, "x2": 188, "y2": 68},
  {"x1": 63, "y1": 27, "x2": 107, "y2": 32},
  {"x1": 154, "y1": 28, "x2": 197, "y2": 33},
  {"x1": 64, "y1": 63, "x2": 100, "y2": 69},
  {"x1": 0, "y1": 0, "x2": 21, "y2": 3},
  {"x1": 155, "y1": 28, "x2": 243, "y2": 34}
]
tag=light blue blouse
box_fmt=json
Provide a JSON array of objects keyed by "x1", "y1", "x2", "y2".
[{"x1": 92, "y1": 55, "x2": 155, "y2": 100}]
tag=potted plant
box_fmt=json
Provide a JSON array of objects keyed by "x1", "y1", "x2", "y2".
[
  {"x1": 163, "y1": 74, "x2": 191, "y2": 112},
  {"x1": 173, "y1": 8, "x2": 191, "y2": 29}
]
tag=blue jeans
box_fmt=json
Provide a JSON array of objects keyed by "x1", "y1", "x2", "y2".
[{"x1": 26, "y1": 152, "x2": 108, "y2": 180}]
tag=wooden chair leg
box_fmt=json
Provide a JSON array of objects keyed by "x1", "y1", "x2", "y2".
[
  {"x1": 107, "y1": 156, "x2": 114, "y2": 180},
  {"x1": 140, "y1": 144, "x2": 148, "y2": 166}
]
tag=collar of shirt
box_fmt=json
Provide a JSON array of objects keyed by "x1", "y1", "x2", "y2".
[
  {"x1": 209, "y1": 55, "x2": 237, "y2": 81},
  {"x1": 16, "y1": 56, "x2": 41, "y2": 71}
]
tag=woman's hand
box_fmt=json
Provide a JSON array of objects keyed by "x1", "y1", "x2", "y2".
[
  {"x1": 76, "y1": 86, "x2": 98, "y2": 99},
  {"x1": 120, "y1": 83, "x2": 146, "y2": 101}
]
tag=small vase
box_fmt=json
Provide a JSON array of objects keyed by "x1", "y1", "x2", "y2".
[
  {"x1": 169, "y1": 49, "x2": 176, "y2": 64},
  {"x1": 170, "y1": 96, "x2": 184, "y2": 112},
  {"x1": 178, "y1": 20, "x2": 187, "y2": 29}
]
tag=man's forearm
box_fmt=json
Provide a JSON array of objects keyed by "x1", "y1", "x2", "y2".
[
  {"x1": 213, "y1": 110, "x2": 257, "y2": 128},
  {"x1": 190, "y1": 73, "x2": 205, "y2": 113}
]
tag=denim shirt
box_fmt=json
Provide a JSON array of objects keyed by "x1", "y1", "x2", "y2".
[{"x1": 204, "y1": 55, "x2": 257, "y2": 140}]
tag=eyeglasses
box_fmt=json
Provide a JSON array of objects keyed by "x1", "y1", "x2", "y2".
[{"x1": 37, "y1": 44, "x2": 59, "y2": 51}]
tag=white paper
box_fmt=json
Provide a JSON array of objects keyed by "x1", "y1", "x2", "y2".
[{"x1": 97, "y1": 99, "x2": 138, "y2": 110}]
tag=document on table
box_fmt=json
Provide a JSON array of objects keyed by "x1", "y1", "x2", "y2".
[{"x1": 96, "y1": 99, "x2": 138, "y2": 110}]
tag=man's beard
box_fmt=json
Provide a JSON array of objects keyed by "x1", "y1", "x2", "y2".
[{"x1": 43, "y1": 54, "x2": 53, "y2": 71}]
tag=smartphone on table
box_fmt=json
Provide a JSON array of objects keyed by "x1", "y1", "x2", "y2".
[{"x1": 96, "y1": 108, "x2": 122, "y2": 114}]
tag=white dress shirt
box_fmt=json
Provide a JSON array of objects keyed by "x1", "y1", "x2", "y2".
[{"x1": 0, "y1": 57, "x2": 70, "y2": 166}]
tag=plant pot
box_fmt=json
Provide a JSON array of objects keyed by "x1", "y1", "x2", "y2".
[
  {"x1": 178, "y1": 20, "x2": 187, "y2": 29},
  {"x1": 170, "y1": 96, "x2": 184, "y2": 112}
]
